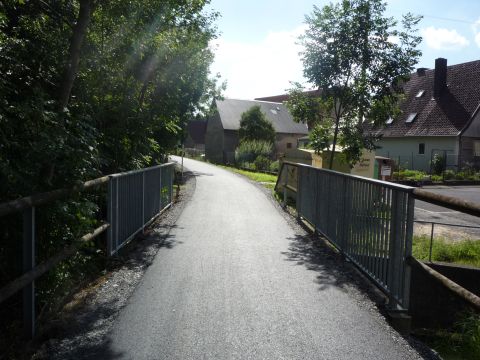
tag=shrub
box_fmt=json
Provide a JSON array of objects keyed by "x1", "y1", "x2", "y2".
[
  {"x1": 443, "y1": 169, "x2": 455, "y2": 180},
  {"x1": 431, "y1": 154, "x2": 445, "y2": 175},
  {"x1": 253, "y1": 155, "x2": 271, "y2": 171},
  {"x1": 431, "y1": 174, "x2": 442, "y2": 182},
  {"x1": 235, "y1": 140, "x2": 272, "y2": 165},
  {"x1": 269, "y1": 160, "x2": 280, "y2": 173}
]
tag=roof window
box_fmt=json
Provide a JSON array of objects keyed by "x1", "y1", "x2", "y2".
[
  {"x1": 405, "y1": 113, "x2": 417, "y2": 123},
  {"x1": 416, "y1": 90, "x2": 425, "y2": 98},
  {"x1": 386, "y1": 117, "x2": 393, "y2": 125}
]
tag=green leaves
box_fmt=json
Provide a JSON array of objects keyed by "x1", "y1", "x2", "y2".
[
  {"x1": 238, "y1": 106, "x2": 276, "y2": 145},
  {"x1": 292, "y1": 0, "x2": 422, "y2": 168}
]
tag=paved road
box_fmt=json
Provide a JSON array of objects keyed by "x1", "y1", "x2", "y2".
[
  {"x1": 414, "y1": 186, "x2": 480, "y2": 239},
  {"x1": 107, "y1": 157, "x2": 421, "y2": 359}
]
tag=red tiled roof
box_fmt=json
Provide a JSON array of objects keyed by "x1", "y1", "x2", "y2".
[{"x1": 377, "y1": 59, "x2": 480, "y2": 137}]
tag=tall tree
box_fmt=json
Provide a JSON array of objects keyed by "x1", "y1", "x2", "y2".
[
  {"x1": 238, "y1": 105, "x2": 276, "y2": 145},
  {"x1": 286, "y1": 0, "x2": 422, "y2": 169}
]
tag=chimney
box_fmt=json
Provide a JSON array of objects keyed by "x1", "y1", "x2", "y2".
[
  {"x1": 416, "y1": 67, "x2": 428, "y2": 76},
  {"x1": 433, "y1": 58, "x2": 447, "y2": 98}
]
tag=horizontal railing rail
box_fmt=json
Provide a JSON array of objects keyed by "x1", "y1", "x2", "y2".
[{"x1": 0, "y1": 162, "x2": 175, "y2": 339}]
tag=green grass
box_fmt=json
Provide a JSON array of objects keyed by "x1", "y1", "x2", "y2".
[
  {"x1": 218, "y1": 165, "x2": 278, "y2": 187},
  {"x1": 413, "y1": 235, "x2": 480, "y2": 268},
  {"x1": 418, "y1": 312, "x2": 480, "y2": 360}
]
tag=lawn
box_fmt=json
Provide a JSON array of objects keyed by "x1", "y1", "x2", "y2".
[
  {"x1": 413, "y1": 235, "x2": 480, "y2": 268},
  {"x1": 218, "y1": 165, "x2": 277, "y2": 189}
]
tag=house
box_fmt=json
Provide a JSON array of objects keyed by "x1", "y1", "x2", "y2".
[
  {"x1": 184, "y1": 120, "x2": 207, "y2": 152},
  {"x1": 205, "y1": 99, "x2": 308, "y2": 164},
  {"x1": 372, "y1": 58, "x2": 480, "y2": 172}
]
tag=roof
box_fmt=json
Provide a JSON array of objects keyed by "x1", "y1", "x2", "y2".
[
  {"x1": 255, "y1": 89, "x2": 322, "y2": 103},
  {"x1": 186, "y1": 120, "x2": 207, "y2": 144},
  {"x1": 215, "y1": 99, "x2": 308, "y2": 135},
  {"x1": 374, "y1": 59, "x2": 480, "y2": 137}
]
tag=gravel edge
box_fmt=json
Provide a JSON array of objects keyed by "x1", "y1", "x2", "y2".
[{"x1": 31, "y1": 170, "x2": 196, "y2": 360}]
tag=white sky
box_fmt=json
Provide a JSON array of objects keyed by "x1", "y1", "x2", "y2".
[{"x1": 207, "y1": 0, "x2": 480, "y2": 100}]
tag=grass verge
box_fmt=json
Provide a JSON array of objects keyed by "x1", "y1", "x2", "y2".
[
  {"x1": 218, "y1": 165, "x2": 277, "y2": 188},
  {"x1": 412, "y1": 235, "x2": 480, "y2": 268}
]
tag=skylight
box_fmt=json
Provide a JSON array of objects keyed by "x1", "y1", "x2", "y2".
[
  {"x1": 386, "y1": 117, "x2": 393, "y2": 125},
  {"x1": 416, "y1": 90, "x2": 425, "y2": 98},
  {"x1": 405, "y1": 113, "x2": 417, "y2": 123}
]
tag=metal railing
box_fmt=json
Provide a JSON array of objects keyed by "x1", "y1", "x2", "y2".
[
  {"x1": 276, "y1": 161, "x2": 415, "y2": 310},
  {"x1": 107, "y1": 163, "x2": 174, "y2": 255},
  {"x1": 0, "y1": 163, "x2": 175, "y2": 338}
]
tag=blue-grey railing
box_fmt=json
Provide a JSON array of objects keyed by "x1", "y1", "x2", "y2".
[
  {"x1": 0, "y1": 162, "x2": 175, "y2": 339},
  {"x1": 276, "y1": 161, "x2": 414, "y2": 310},
  {"x1": 107, "y1": 163, "x2": 174, "y2": 255}
]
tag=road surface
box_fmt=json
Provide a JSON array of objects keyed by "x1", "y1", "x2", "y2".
[
  {"x1": 414, "y1": 186, "x2": 480, "y2": 240},
  {"x1": 106, "y1": 157, "x2": 421, "y2": 359}
]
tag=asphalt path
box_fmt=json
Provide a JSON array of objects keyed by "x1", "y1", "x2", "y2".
[{"x1": 107, "y1": 157, "x2": 421, "y2": 359}]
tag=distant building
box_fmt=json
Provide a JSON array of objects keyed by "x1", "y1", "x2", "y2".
[
  {"x1": 205, "y1": 99, "x2": 308, "y2": 164},
  {"x1": 372, "y1": 58, "x2": 480, "y2": 172}
]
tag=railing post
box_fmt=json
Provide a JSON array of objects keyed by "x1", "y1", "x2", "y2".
[
  {"x1": 142, "y1": 171, "x2": 145, "y2": 233},
  {"x1": 387, "y1": 191, "x2": 404, "y2": 309},
  {"x1": 22, "y1": 207, "x2": 35, "y2": 339},
  {"x1": 402, "y1": 194, "x2": 414, "y2": 310},
  {"x1": 296, "y1": 166, "x2": 301, "y2": 220},
  {"x1": 169, "y1": 165, "x2": 173, "y2": 205},
  {"x1": 107, "y1": 176, "x2": 113, "y2": 256}
]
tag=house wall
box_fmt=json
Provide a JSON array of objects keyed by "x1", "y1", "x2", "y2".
[
  {"x1": 376, "y1": 136, "x2": 458, "y2": 172},
  {"x1": 223, "y1": 130, "x2": 239, "y2": 164},
  {"x1": 205, "y1": 112, "x2": 224, "y2": 163},
  {"x1": 461, "y1": 109, "x2": 480, "y2": 168},
  {"x1": 275, "y1": 133, "x2": 306, "y2": 157}
]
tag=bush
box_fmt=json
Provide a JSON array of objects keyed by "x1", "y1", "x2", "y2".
[
  {"x1": 431, "y1": 174, "x2": 442, "y2": 182},
  {"x1": 443, "y1": 169, "x2": 455, "y2": 180},
  {"x1": 394, "y1": 169, "x2": 426, "y2": 181},
  {"x1": 253, "y1": 155, "x2": 271, "y2": 171},
  {"x1": 269, "y1": 160, "x2": 280, "y2": 173},
  {"x1": 431, "y1": 154, "x2": 446, "y2": 175},
  {"x1": 235, "y1": 140, "x2": 272, "y2": 165}
]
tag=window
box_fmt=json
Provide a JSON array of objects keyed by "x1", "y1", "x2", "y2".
[
  {"x1": 416, "y1": 90, "x2": 425, "y2": 98},
  {"x1": 406, "y1": 113, "x2": 417, "y2": 123},
  {"x1": 474, "y1": 141, "x2": 480, "y2": 157},
  {"x1": 386, "y1": 117, "x2": 393, "y2": 125},
  {"x1": 419, "y1": 143, "x2": 425, "y2": 155},
  {"x1": 286, "y1": 142, "x2": 292, "y2": 149}
]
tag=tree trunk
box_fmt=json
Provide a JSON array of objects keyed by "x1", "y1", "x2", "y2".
[
  {"x1": 58, "y1": 0, "x2": 93, "y2": 110},
  {"x1": 328, "y1": 118, "x2": 340, "y2": 170}
]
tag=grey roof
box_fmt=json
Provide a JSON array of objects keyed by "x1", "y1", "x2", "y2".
[{"x1": 215, "y1": 99, "x2": 308, "y2": 135}]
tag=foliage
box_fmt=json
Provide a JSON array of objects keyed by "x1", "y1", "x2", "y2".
[
  {"x1": 0, "y1": 0, "x2": 220, "y2": 352},
  {"x1": 287, "y1": 0, "x2": 422, "y2": 168},
  {"x1": 253, "y1": 155, "x2": 271, "y2": 171},
  {"x1": 238, "y1": 105, "x2": 276, "y2": 144},
  {"x1": 235, "y1": 140, "x2": 272, "y2": 165},
  {"x1": 431, "y1": 154, "x2": 446, "y2": 175},
  {"x1": 393, "y1": 169, "x2": 427, "y2": 181},
  {"x1": 413, "y1": 235, "x2": 480, "y2": 268},
  {"x1": 269, "y1": 160, "x2": 280, "y2": 173},
  {"x1": 424, "y1": 312, "x2": 480, "y2": 360}
]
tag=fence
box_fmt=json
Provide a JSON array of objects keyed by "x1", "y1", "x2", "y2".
[
  {"x1": 0, "y1": 163, "x2": 175, "y2": 339},
  {"x1": 277, "y1": 161, "x2": 415, "y2": 310}
]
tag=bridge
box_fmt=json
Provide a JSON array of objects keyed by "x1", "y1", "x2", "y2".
[{"x1": 2, "y1": 156, "x2": 480, "y2": 358}]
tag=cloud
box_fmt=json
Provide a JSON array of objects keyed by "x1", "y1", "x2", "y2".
[
  {"x1": 473, "y1": 18, "x2": 480, "y2": 47},
  {"x1": 421, "y1": 26, "x2": 470, "y2": 50},
  {"x1": 209, "y1": 26, "x2": 307, "y2": 100}
]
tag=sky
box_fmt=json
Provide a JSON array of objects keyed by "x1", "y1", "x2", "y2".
[{"x1": 206, "y1": 0, "x2": 480, "y2": 100}]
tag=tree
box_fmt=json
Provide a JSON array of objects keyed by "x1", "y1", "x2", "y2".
[
  {"x1": 286, "y1": 0, "x2": 422, "y2": 169},
  {"x1": 238, "y1": 105, "x2": 276, "y2": 144}
]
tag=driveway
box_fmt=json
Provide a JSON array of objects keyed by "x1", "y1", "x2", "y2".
[{"x1": 105, "y1": 157, "x2": 422, "y2": 359}]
